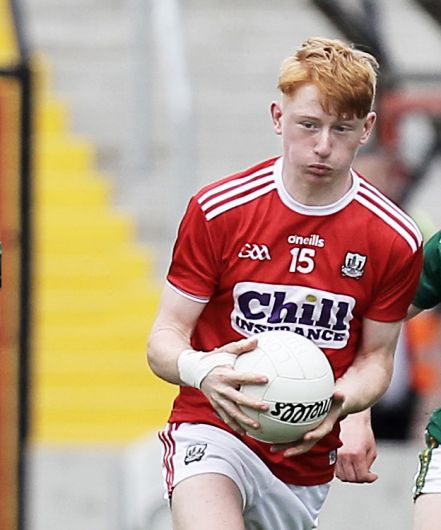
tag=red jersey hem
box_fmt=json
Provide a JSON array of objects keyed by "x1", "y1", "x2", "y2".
[{"x1": 167, "y1": 410, "x2": 336, "y2": 486}]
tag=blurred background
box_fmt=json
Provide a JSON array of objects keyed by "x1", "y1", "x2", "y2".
[{"x1": 1, "y1": 0, "x2": 441, "y2": 528}]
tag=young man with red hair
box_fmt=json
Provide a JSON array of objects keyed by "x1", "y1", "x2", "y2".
[{"x1": 148, "y1": 37, "x2": 422, "y2": 530}]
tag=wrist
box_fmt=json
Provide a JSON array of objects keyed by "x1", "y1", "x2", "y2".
[{"x1": 177, "y1": 349, "x2": 237, "y2": 389}]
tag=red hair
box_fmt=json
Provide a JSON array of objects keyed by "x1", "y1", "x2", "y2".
[{"x1": 278, "y1": 37, "x2": 379, "y2": 119}]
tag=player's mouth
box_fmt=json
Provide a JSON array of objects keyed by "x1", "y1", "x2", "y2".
[{"x1": 307, "y1": 164, "x2": 333, "y2": 176}]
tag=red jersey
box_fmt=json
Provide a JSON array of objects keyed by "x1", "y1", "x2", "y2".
[{"x1": 166, "y1": 156, "x2": 423, "y2": 485}]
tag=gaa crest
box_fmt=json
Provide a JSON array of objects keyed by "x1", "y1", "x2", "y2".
[{"x1": 341, "y1": 252, "x2": 367, "y2": 279}]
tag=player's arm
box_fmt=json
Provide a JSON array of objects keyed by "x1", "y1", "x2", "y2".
[
  {"x1": 147, "y1": 284, "x2": 268, "y2": 433},
  {"x1": 337, "y1": 258, "x2": 425, "y2": 482},
  {"x1": 280, "y1": 318, "x2": 401, "y2": 458},
  {"x1": 336, "y1": 238, "x2": 424, "y2": 479},
  {"x1": 147, "y1": 284, "x2": 205, "y2": 385},
  {"x1": 336, "y1": 316, "x2": 401, "y2": 483},
  {"x1": 333, "y1": 317, "x2": 402, "y2": 414}
]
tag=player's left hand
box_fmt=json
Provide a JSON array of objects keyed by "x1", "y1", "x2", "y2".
[
  {"x1": 270, "y1": 390, "x2": 345, "y2": 458},
  {"x1": 335, "y1": 410, "x2": 378, "y2": 483}
]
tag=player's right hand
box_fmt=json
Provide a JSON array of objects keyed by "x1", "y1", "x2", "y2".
[{"x1": 200, "y1": 338, "x2": 269, "y2": 435}]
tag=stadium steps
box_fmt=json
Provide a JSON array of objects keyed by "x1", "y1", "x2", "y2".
[
  {"x1": 32, "y1": 62, "x2": 176, "y2": 445},
  {"x1": 0, "y1": 0, "x2": 18, "y2": 63}
]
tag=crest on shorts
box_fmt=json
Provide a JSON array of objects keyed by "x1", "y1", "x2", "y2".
[
  {"x1": 341, "y1": 252, "x2": 367, "y2": 279},
  {"x1": 329, "y1": 449, "x2": 337, "y2": 466},
  {"x1": 184, "y1": 443, "x2": 207, "y2": 465}
]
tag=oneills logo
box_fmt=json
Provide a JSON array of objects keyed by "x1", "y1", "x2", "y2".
[{"x1": 287, "y1": 233, "x2": 325, "y2": 247}]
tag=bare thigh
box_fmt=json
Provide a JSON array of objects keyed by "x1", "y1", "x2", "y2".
[
  {"x1": 413, "y1": 494, "x2": 441, "y2": 530},
  {"x1": 171, "y1": 472, "x2": 245, "y2": 530}
]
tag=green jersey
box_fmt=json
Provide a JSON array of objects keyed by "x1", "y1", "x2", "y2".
[
  {"x1": 412, "y1": 232, "x2": 441, "y2": 500},
  {"x1": 427, "y1": 407, "x2": 441, "y2": 443},
  {"x1": 413, "y1": 229, "x2": 441, "y2": 310}
]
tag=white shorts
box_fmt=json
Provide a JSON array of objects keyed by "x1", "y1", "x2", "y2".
[
  {"x1": 159, "y1": 423, "x2": 330, "y2": 530},
  {"x1": 413, "y1": 444, "x2": 441, "y2": 499}
]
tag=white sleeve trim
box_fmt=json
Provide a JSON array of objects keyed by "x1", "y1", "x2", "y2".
[{"x1": 166, "y1": 279, "x2": 210, "y2": 304}]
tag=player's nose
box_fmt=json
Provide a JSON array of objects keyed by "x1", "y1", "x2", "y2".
[{"x1": 313, "y1": 129, "x2": 332, "y2": 157}]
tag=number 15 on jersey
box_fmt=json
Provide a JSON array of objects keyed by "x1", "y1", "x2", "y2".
[{"x1": 289, "y1": 248, "x2": 316, "y2": 274}]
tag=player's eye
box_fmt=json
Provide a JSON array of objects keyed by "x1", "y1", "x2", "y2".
[
  {"x1": 334, "y1": 123, "x2": 352, "y2": 133},
  {"x1": 301, "y1": 121, "x2": 317, "y2": 130}
]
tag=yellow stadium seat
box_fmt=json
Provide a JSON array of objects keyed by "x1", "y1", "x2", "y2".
[{"x1": 32, "y1": 58, "x2": 168, "y2": 445}]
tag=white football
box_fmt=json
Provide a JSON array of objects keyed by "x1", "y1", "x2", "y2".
[{"x1": 234, "y1": 330, "x2": 334, "y2": 443}]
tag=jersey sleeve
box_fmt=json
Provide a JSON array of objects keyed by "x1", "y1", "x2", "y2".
[
  {"x1": 366, "y1": 237, "x2": 423, "y2": 322},
  {"x1": 167, "y1": 195, "x2": 221, "y2": 301},
  {"x1": 413, "y1": 229, "x2": 441, "y2": 310}
]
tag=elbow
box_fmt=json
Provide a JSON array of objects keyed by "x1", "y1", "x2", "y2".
[
  {"x1": 146, "y1": 327, "x2": 176, "y2": 382},
  {"x1": 146, "y1": 335, "x2": 161, "y2": 376},
  {"x1": 146, "y1": 332, "x2": 180, "y2": 386}
]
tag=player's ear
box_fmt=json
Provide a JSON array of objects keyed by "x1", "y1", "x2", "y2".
[
  {"x1": 359, "y1": 111, "x2": 376, "y2": 145},
  {"x1": 270, "y1": 101, "x2": 282, "y2": 135}
]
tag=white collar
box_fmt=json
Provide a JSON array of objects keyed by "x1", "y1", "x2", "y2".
[{"x1": 273, "y1": 156, "x2": 359, "y2": 216}]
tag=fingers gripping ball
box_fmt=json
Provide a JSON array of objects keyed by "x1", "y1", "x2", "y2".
[{"x1": 234, "y1": 330, "x2": 335, "y2": 443}]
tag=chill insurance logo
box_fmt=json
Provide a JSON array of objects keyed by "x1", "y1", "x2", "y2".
[{"x1": 231, "y1": 282, "x2": 355, "y2": 349}]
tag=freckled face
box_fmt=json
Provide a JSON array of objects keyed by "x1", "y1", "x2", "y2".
[{"x1": 271, "y1": 84, "x2": 376, "y2": 186}]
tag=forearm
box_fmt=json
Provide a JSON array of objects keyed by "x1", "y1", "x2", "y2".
[
  {"x1": 336, "y1": 356, "x2": 392, "y2": 416},
  {"x1": 147, "y1": 324, "x2": 192, "y2": 385},
  {"x1": 147, "y1": 284, "x2": 207, "y2": 386},
  {"x1": 335, "y1": 353, "x2": 393, "y2": 416},
  {"x1": 334, "y1": 318, "x2": 401, "y2": 417}
]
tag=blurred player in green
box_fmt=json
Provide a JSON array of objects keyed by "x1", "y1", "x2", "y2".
[{"x1": 408, "y1": 229, "x2": 441, "y2": 530}]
